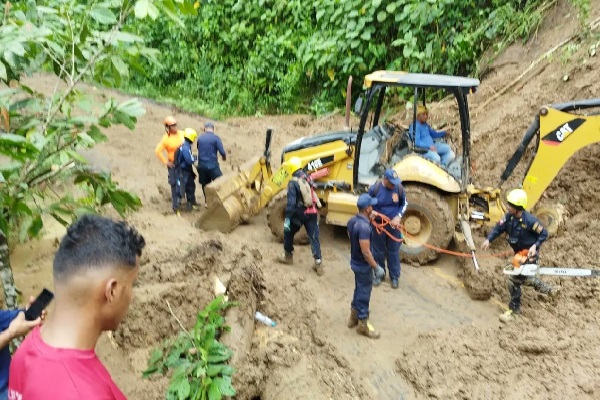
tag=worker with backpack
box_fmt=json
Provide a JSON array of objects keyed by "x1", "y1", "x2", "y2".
[
  {"x1": 276, "y1": 156, "x2": 324, "y2": 276},
  {"x1": 174, "y1": 128, "x2": 199, "y2": 212}
]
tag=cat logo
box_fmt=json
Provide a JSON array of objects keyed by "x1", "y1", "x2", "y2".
[
  {"x1": 541, "y1": 118, "x2": 585, "y2": 146},
  {"x1": 555, "y1": 122, "x2": 573, "y2": 141}
]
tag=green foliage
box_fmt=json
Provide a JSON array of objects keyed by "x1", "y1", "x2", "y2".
[
  {"x1": 122, "y1": 0, "x2": 590, "y2": 117},
  {"x1": 143, "y1": 295, "x2": 238, "y2": 400},
  {"x1": 0, "y1": 0, "x2": 197, "y2": 246}
]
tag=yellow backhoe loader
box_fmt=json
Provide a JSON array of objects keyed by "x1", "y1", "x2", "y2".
[{"x1": 198, "y1": 70, "x2": 600, "y2": 265}]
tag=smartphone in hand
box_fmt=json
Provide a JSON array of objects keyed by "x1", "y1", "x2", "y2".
[{"x1": 24, "y1": 288, "x2": 54, "y2": 321}]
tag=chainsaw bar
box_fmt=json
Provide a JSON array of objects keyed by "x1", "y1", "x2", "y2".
[{"x1": 504, "y1": 264, "x2": 600, "y2": 277}]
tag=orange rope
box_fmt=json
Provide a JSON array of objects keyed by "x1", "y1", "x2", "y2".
[{"x1": 369, "y1": 211, "x2": 512, "y2": 259}]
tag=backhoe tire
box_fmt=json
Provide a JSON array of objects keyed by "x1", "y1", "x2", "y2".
[
  {"x1": 400, "y1": 185, "x2": 455, "y2": 266},
  {"x1": 267, "y1": 190, "x2": 309, "y2": 245}
]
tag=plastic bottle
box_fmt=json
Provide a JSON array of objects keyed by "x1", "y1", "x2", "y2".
[{"x1": 254, "y1": 311, "x2": 276, "y2": 327}]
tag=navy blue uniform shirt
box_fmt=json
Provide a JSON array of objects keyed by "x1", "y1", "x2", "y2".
[
  {"x1": 197, "y1": 132, "x2": 226, "y2": 169},
  {"x1": 487, "y1": 211, "x2": 548, "y2": 252},
  {"x1": 178, "y1": 140, "x2": 196, "y2": 171},
  {"x1": 348, "y1": 214, "x2": 372, "y2": 272},
  {"x1": 368, "y1": 181, "x2": 408, "y2": 220}
]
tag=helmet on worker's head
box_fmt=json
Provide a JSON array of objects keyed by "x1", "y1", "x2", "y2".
[
  {"x1": 164, "y1": 115, "x2": 177, "y2": 127},
  {"x1": 285, "y1": 156, "x2": 303, "y2": 174},
  {"x1": 506, "y1": 189, "x2": 527, "y2": 210},
  {"x1": 417, "y1": 105, "x2": 428, "y2": 116},
  {"x1": 183, "y1": 128, "x2": 198, "y2": 142}
]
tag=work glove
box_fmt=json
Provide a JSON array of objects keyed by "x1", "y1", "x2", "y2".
[
  {"x1": 283, "y1": 218, "x2": 291, "y2": 233},
  {"x1": 374, "y1": 265, "x2": 385, "y2": 280}
]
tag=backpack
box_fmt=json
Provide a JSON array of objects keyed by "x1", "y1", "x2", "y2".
[{"x1": 292, "y1": 176, "x2": 322, "y2": 208}]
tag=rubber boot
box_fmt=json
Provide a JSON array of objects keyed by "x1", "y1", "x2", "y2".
[
  {"x1": 549, "y1": 285, "x2": 560, "y2": 298},
  {"x1": 277, "y1": 252, "x2": 293, "y2": 265},
  {"x1": 357, "y1": 319, "x2": 380, "y2": 339},
  {"x1": 347, "y1": 309, "x2": 358, "y2": 328},
  {"x1": 313, "y1": 259, "x2": 324, "y2": 276},
  {"x1": 499, "y1": 309, "x2": 519, "y2": 323}
]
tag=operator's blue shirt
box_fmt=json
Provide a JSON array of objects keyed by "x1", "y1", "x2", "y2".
[
  {"x1": 0, "y1": 309, "x2": 21, "y2": 400},
  {"x1": 368, "y1": 181, "x2": 408, "y2": 220},
  {"x1": 347, "y1": 214, "x2": 372, "y2": 272},
  {"x1": 487, "y1": 211, "x2": 549, "y2": 252},
  {"x1": 408, "y1": 121, "x2": 446, "y2": 149},
  {"x1": 178, "y1": 140, "x2": 196, "y2": 171},
  {"x1": 197, "y1": 132, "x2": 226, "y2": 169}
]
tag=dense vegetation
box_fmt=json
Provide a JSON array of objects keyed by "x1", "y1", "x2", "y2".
[
  {"x1": 124, "y1": 0, "x2": 590, "y2": 117},
  {"x1": 0, "y1": 0, "x2": 196, "y2": 308}
]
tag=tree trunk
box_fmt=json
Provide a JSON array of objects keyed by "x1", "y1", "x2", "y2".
[{"x1": 0, "y1": 230, "x2": 18, "y2": 309}]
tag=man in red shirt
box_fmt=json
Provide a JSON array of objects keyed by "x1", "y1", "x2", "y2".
[{"x1": 8, "y1": 214, "x2": 145, "y2": 399}]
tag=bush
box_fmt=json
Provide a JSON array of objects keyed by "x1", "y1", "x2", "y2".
[{"x1": 124, "y1": 0, "x2": 590, "y2": 117}]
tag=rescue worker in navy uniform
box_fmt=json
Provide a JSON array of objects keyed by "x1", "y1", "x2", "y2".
[
  {"x1": 177, "y1": 128, "x2": 199, "y2": 211},
  {"x1": 277, "y1": 157, "x2": 323, "y2": 276},
  {"x1": 481, "y1": 188, "x2": 559, "y2": 323},
  {"x1": 368, "y1": 168, "x2": 408, "y2": 289},
  {"x1": 347, "y1": 194, "x2": 386, "y2": 339}
]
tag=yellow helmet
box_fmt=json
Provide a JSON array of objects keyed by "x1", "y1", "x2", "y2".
[
  {"x1": 506, "y1": 189, "x2": 527, "y2": 209},
  {"x1": 285, "y1": 156, "x2": 302, "y2": 174},
  {"x1": 183, "y1": 128, "x2": 198, "y2": 142}
]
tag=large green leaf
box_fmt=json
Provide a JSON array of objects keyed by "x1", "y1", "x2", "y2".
[
  {"x1": 207, "y1": 381, "x2": 221, "y2": 400},
  {"x1": 214, "y1": 376, "x2": 236, "y2": 396},
  {"x1": 90, "y1": 8, "x2": 118, "y2": 24},
  {"x1": 134, "y1": 0, "x2": 150, "y2": 19}
]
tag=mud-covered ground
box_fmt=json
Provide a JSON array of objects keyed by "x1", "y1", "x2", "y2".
[{"x1": 8, "y1": 1, "x2": 600, "y2": 399}]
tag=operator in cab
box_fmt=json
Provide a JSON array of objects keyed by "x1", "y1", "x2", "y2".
[
  {"x1": 367, "y1": 168, "x2": 408, "y2": 289},
  {"x1": 409, "y1": 105, "x2": 455, "y2": 167},
  {"x1": 481, "y1": 189, "x2": 559, "y2": 323},
  {"x1": 277, "y1": 157, "x2": 323, "y2": 276}
]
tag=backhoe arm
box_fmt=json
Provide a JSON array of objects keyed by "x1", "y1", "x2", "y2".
[{"x1": 499, "y1": 99, "x2": 600, "y2": 211}]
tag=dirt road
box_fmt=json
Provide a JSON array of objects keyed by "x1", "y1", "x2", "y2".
[{"x1": 8, "y1": 1, "x2": 600, "y2": 399}]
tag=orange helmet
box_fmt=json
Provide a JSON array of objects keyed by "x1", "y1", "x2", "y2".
[{"x1": 164, "y1": 116, "x2": 177, "y2": 127}]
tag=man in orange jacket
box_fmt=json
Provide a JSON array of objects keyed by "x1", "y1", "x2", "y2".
[{"x1": 155, "y1": 116, "x2": 184, "y2": 215}]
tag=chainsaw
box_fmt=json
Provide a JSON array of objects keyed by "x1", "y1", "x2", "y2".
[{"x1": 503, "y1": 264, "x2": 600, "y2": 277}]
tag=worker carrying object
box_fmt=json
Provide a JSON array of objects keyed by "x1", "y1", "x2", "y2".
[
  {"x1": 175, "y1": 128, "x2": 199, "y2": 211},
  {"x1": 196, "y1": 122, "x2": 226, "y2": 208},
  {"x1": 155, "y1": 116, "x2": 184, "y2": 215},
  {"x1": 276, "y1": 156, "x2": 324, "y2": 276},
  {"x1": 347, "y1": 193, "x2": 385, "y2": 339},
  {"x1": 367, "y1": 168, "x2": 408, "y2": 289},
  {"x1": 481, "y1": 189, "x2": 559, "y2": 323}
]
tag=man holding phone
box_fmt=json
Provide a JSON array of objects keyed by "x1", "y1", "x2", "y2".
[
  {"x1": 0, "y1": 297, "x2": 45, "y2": 400},
  {"x1": 8, "y1": 214, "x2": 145, "y2": 399}
]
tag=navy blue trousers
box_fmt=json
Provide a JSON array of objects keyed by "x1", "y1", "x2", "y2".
[
  {"x1": 351, "y1": 267, "x2": 373, "y2": 320},
  {"x1": 372, "y1": 224, "x2": 402, "y2": 280}
]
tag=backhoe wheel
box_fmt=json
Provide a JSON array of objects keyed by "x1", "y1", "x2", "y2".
[
  {"x1": 267, "y1": 190, "x2": 309, "y2": 245},
  {"x1": 400, "y1": 185, "x2": 455, "y2": 265}
]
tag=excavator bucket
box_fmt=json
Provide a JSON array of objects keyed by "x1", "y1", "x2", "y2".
[{"x1": 197, "y1": 129, "x2": 274, "y2": 233}]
